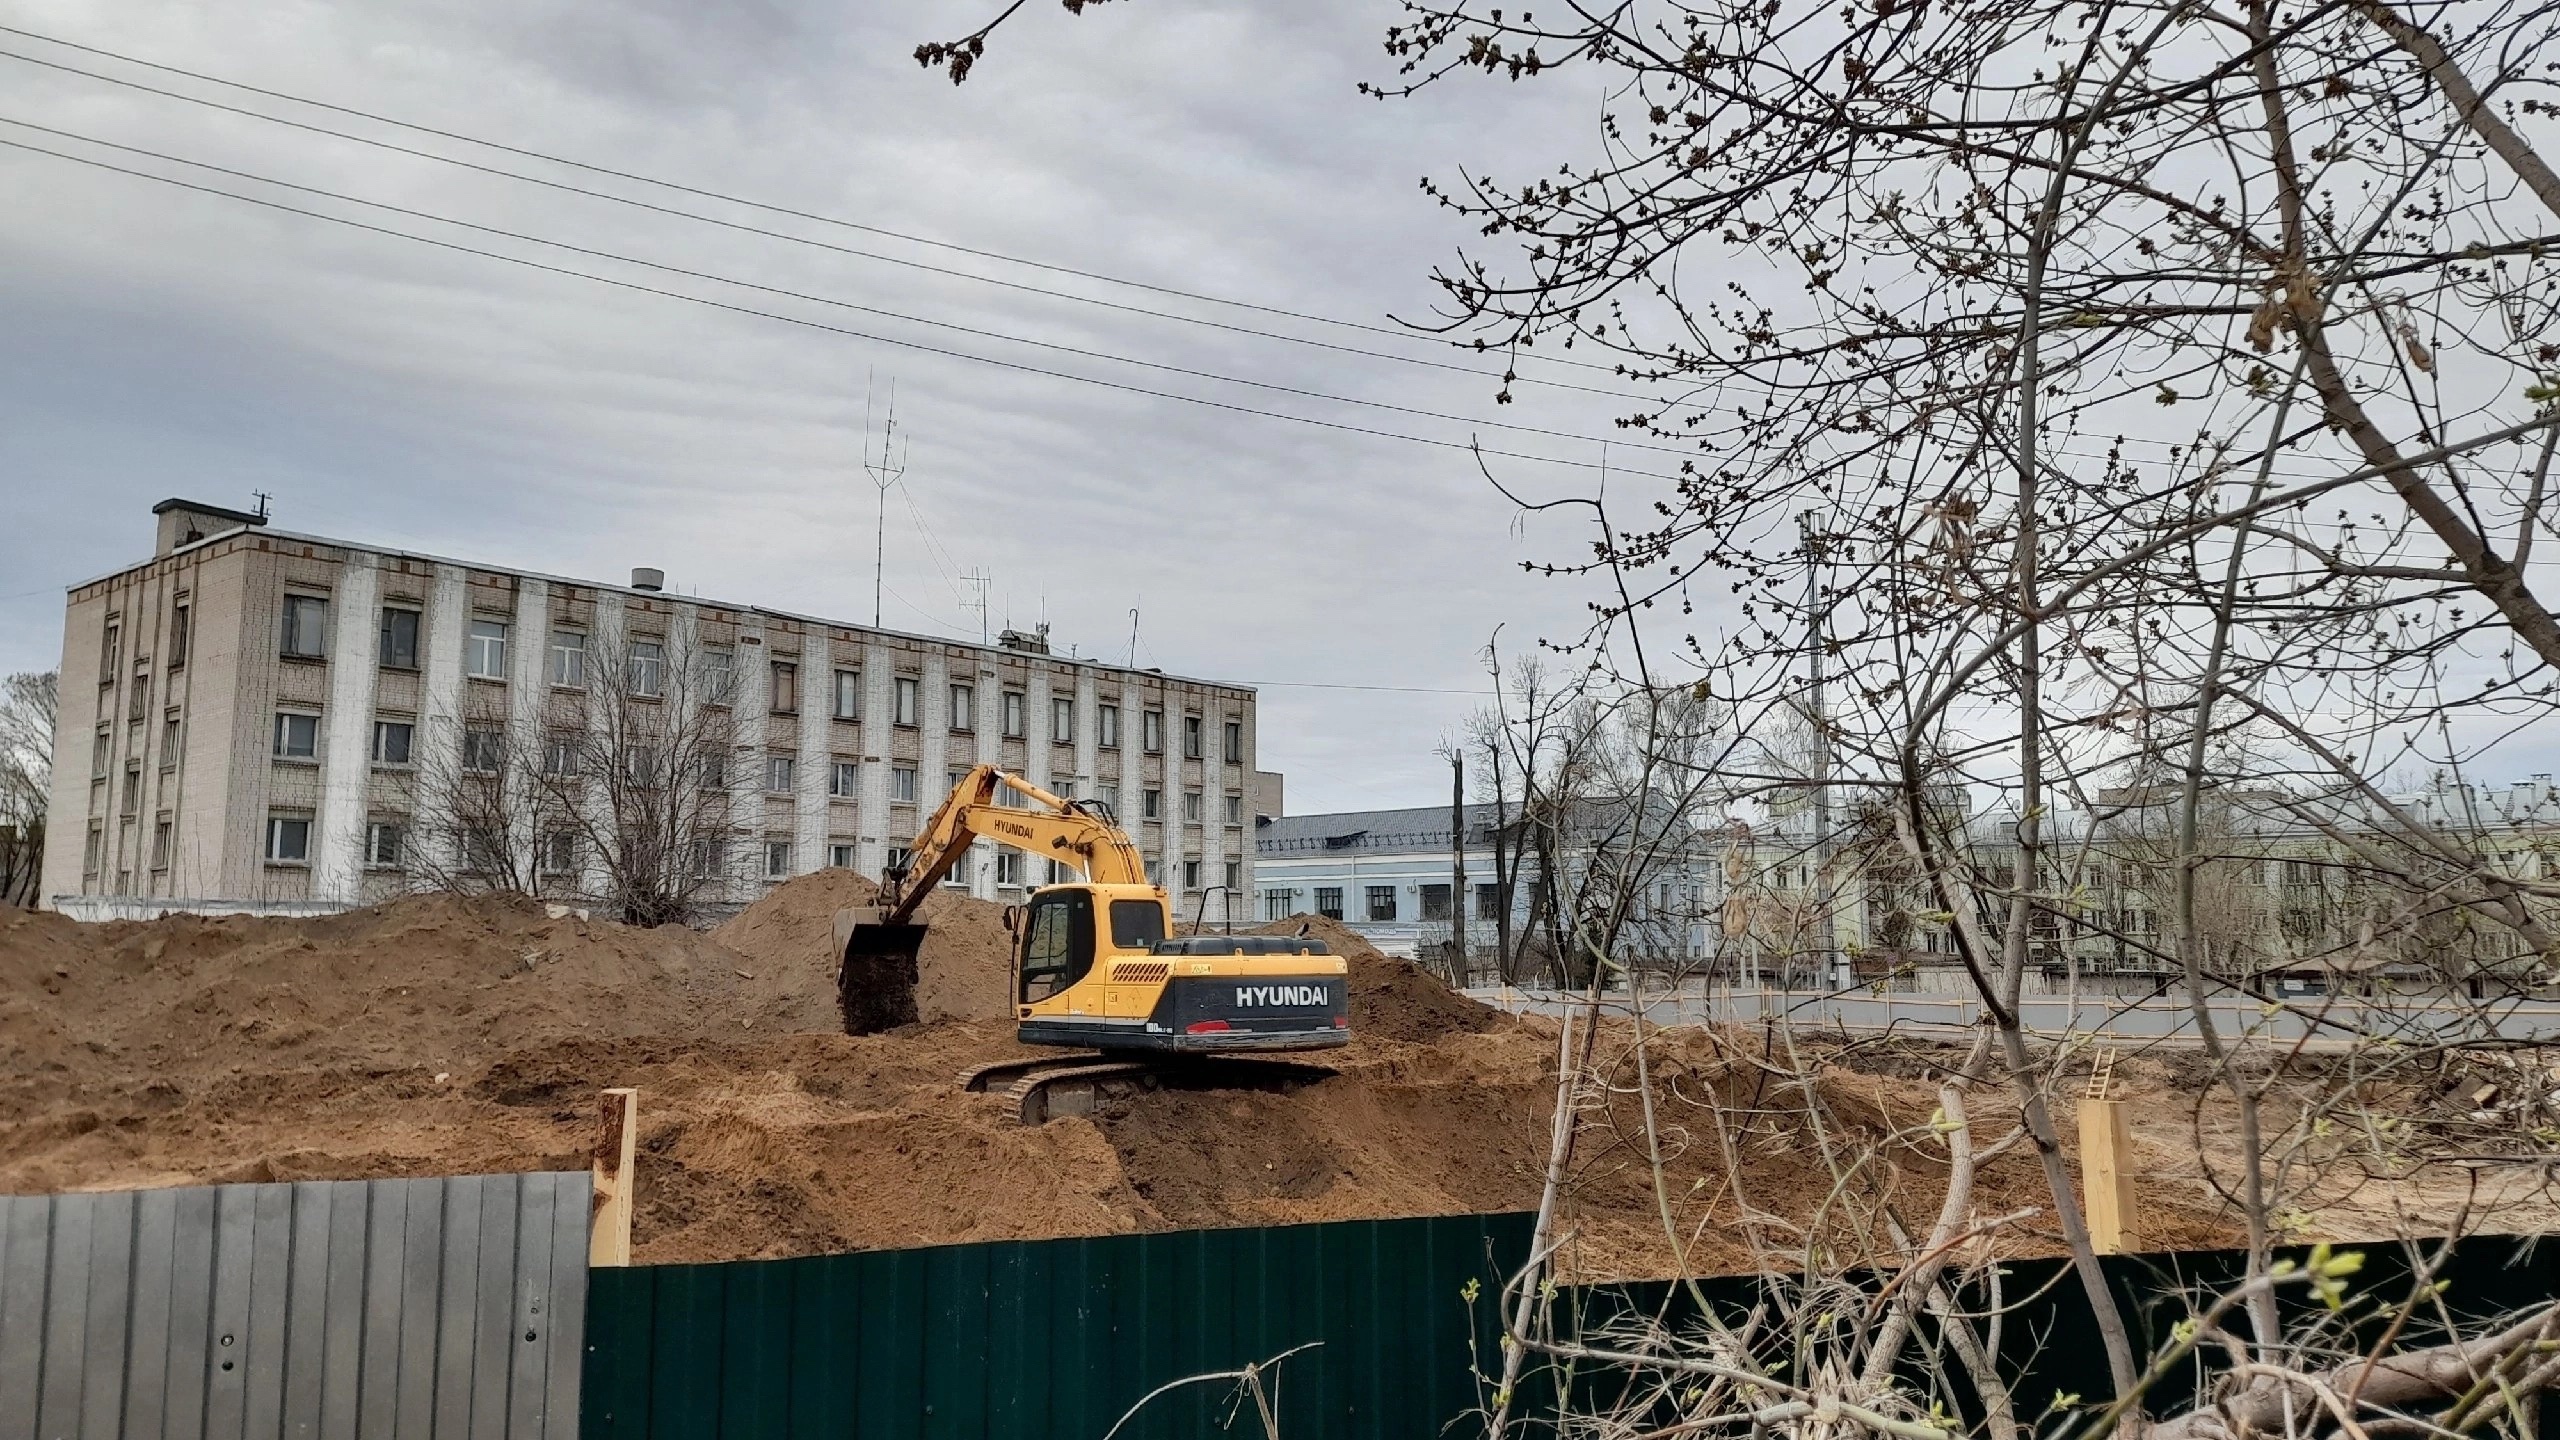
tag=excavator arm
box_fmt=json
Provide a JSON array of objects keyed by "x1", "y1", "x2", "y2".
[{"x1": 879, "y1": 766, "x2": 1145, "y2": 921}]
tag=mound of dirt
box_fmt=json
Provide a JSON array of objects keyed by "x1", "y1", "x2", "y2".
[
  {"x1": 1252, "y1": 913, "x2": 1508, "y2": 1044},
  {"x1": 2, "y1": 892, "x2": 2263, "y2": 1277},
  {"x1": 716, "y1": 870, "x2": 1015, "y2": 1024}
]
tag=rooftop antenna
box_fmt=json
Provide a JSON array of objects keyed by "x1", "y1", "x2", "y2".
[
  {"x1": 960, "y1": 568, "x2": 992, "y2": 645},
  {"x1": 860, "y1": 372, "x2": 908, "y2": 629},
  {"x1": 1126, "y1": 604, "x2": 1141, "y2": 669},
  {"x1": 251, "y1": 490, "x2": 272, "y2": 522}
]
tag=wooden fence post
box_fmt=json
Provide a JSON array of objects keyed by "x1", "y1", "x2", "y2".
[
  {"x1": 591, "y1": 1087, "x2": 638, "y2": 1267},
  {"x1": 2078, "y1": 1051, "x2": 2137, "y2": 1255}
]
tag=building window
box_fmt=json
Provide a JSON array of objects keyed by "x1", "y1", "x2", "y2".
[
  {"x1": 886, "y1": 846, "x2": 913, "y2": 873},
  {"x1": 371, "y1": 719, "x2": 414, "y2": 765},
  {"x1": 771, "y1": 661, "x2": 799, "y2": 715},
  {"x1": 895, "y1": 677, "x2": 919, "y2": 726},
  {"x1": 829, "y1": 842, "x2": 857, "y2": 869},
  {"x1": 698, "y1": 647, "x2": 735, "y2": 705},
  {"x1": 549, "y1": 630, "x2": 587, "y2": 688},
  {"x1": 1001, "y1": 690, "x2": 1025, "y2": 738},
  {"x1": 91, "y1": 729, "x2": 109, "y2": 779},
  {"x1": 1142, "y1": 709, "x2": 1163, "y2": 754},
  {"x1": 83, "y1": 822, "x2": 102, "y2": 877},
  {"x1": 120, "y1": 762, "x2": 140, "y2": 815},
  {"x1": 766, "y1": 755, "x2": 796, "y2": 793},
  {"x1": 1263, "y1": 890, "x2": 1294, "y2": 921},
  {"x1": 1223, "y1": 720, "x2": 1243, "y2": 765},
  {"x1": 1051, "y1": 697, "x2": 1074, "y2": 744},
  {"x1": 1183, "y1": 715, "x2": 1204, "y2": 760},
  {"x1": 126, "y1": 663, "x2": 150, "y2": 721},
  {"x1": 100, "y1": 617, "x2": 121, "y2": 677},
  {"x1": 150, "y1": 819, "x2": 173, "y2": 870},
  {"x1": 1098, "y1": 705, "x2": 1120, "y2": 749},
  {"x1": 543, "y1": 831, "x2": 578, "y2": 875},
  {"x1": 1182, "y1": 790, "x2": 1203, "y2": 823},
  {"x1": 891, "y1": 766, "x2": 918, "y2": 803},
  {"x1": 628, "y1": 639, "x2": 665, "y2": 697},
  {"x1": 266, "y1": 814, "x2": 311, "y2": 863},
  {"x1": 542, "y1": 736, "x2": 581, "y2": 777},
  {"x1": 1420, "y1": 884, "x2": 1452, "y2": 922},
  {"x1": 689, "y1": 835, "x2": 727, "y2": 880},
  {"x1": 463, "y1": 619, "x2": 507, "y2": 679},
  {"x1": 1366, "y1": 885, "x2": 1398, "y2": 922},
  {"x1": 273, "y1": 711, "x2": 319, "y2": 761},
  {"x1": 280, "y1": 596, "x2": 328, "y2": 659},
  {"x1": 1097, "y1": 783, "x2": 1121, "y2": 817},
  {"x1": 463, "y1": 728, "x2": 505, "y2": 773},
  {"x1": 168, "y1": 602, "x2": 190, "y2": 669},
  {"x1": 1142, "y1": 788, "x2": 1162, "y2": 820},
  {"x1": 379, "y1": 608, "x2": 420, "y2": 669},
  {"x1": 995, "y1": 851, "x2": 1023, "y2": 886},
  {"x1": 942, "y1": 852, "x2": 972, "y2": 888},
  {"x1": 831, "y1": 761, "x2": 860, "y2": 798},
  {"x1": 948, "y1": 768, "x2": 970, "y2": 798},
  {"x1": 697, "y1": 751, "x2": 727, "y2": 791},
  {"x1": 366, "y1": 821, "x2": 405, "y2": 868},
  {"x1": 1144, "y1": 858, "x2": 1162, "y2": 886},
  {"x1": 1474, "y1": 883, "x2": 1509, "y2": 920},
  {"x1": 1224, "y1": 794, "x2": 1242, "y2": 825},
  {"x1": 833, "y1": 669, "x2": 861, "y2": 720},
  {"x1": 160, "y1": 715, "x2": 181, "y2": 768},
  {"x1": 1181, "y1": 859, "x2": 1202, "y2": 890},
  {"x1": 949, "y1": 683, "x2": 974, "y2": 732},
  {"x1": 766, "y1": 839, "x2": 793, "y2": 879},
  {"x1": 1225, "y1": 860, "x2": 1241, "y2": 894}
]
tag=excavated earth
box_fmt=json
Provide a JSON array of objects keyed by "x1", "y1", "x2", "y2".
[{"x1": 1, "y1": 879, "x2": 2252, "y2": 1276}]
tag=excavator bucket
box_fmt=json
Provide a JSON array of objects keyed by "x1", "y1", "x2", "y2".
[{"x1": 833, "y1": 906, "x2": 923, "y2": 1035}]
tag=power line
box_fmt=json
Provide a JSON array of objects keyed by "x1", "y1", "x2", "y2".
[
  {"x1": 0, "y1": 130, "x2": 1699, "y2": 482},
  {"x1": 0, "y1": 29, "x2": 1672, "y2": 404},
  {"x1": 0, "y1": 112, "x2": 1709, "y2": 461}
]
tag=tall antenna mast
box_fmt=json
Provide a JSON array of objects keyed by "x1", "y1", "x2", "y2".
[
  {"x1": 1126, "y1": 604, "x2": 1141, "y2": 669},
  {"x1": 861, "y1": 373, "x2": 908, "y2": 629},
  {"x1": 960, "y1": 569, "x2": 992, "y2": 645}
]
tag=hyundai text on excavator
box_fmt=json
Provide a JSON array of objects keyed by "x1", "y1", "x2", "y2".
[{"x1": 833, "y1": 764, "x2": 1348, "y2": 1121}]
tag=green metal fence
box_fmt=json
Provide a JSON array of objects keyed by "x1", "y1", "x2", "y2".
[{"x1": 582, "y1": 1211, "x2": 1534, "y2": 1440}]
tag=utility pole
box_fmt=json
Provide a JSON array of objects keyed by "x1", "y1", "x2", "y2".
[
  {"x1": 1801, "y1": 512, "x2": 1840, "y2": 990},
  {"x1": 861, "y1": 374, "x2": 907, "y2": 630},
  {"x1": 1450, "y1": 745, "x2": 1469, "y2": 984}
]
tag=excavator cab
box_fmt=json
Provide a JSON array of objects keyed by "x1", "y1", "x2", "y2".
[{"x1": 1016, "y1": 888, "x2": 1095, "y2": 1002}]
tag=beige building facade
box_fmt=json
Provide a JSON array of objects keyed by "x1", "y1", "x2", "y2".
[{"x1": 43, "y1": 500, "x2": 1267, "y2": 920}]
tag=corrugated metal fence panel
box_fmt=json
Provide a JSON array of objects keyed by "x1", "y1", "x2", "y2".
[
  {"x1": 582, "y1": 1210, "x2": 1535, "y2": 1440},
  {"x1": 0, "y1": 1171, "x2": 590, "y2": 1440}
]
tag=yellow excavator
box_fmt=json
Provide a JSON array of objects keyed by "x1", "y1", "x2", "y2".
[{"x1": 834, "y1": 765, "x2": 1347, "y2": 1120}]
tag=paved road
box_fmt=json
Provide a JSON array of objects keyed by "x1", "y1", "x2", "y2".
[{"x1": 1461, "y1": 984, "x2": 2560, "y2": 1045}]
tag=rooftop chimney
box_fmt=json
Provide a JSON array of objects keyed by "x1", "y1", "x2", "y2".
[{"x1": 631, "y1": 567, "x2": 665, "y2": 592}]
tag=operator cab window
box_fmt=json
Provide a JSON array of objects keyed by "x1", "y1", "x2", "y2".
[
  {"x1": 1109, "y1": 900, "x2": 1166, "y2": 951},
  {"x1": 1020, "y1": 889, "x2": 1096, "y2": 1003}
]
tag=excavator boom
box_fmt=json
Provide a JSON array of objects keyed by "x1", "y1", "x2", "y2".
[{"x1": 837, "y1": 765, "x2": 1142, "y2": 1033}]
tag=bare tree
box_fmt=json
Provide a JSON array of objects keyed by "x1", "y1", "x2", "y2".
[
  {"x1": 1369, "y1": 0, "x2": 2560, "y2": 1432},
  {"x1": 0, "y1": 671, "x2": 57, "y2": 908},
  {"x1": 405, "y1": 627, "x2": 743, "y2": 924}
]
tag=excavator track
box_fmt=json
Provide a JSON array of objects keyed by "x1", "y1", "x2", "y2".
[
  {"x1": 987, "y1": 1054, "x2": 1341, "y2": 1125},
  {"x1": 958, "y1": 1052, "x2": 1106, "y2": 1094}
]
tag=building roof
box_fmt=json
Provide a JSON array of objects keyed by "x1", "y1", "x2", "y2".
[
  {"x1": 1256, "y1": 802, "x2": 1516, "y2": 858},
  {"x1": 151, "y1": 497, "x2": 269, "y2": 527}
]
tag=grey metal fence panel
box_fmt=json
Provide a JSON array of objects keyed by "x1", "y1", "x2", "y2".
[{"x1": 0, "y1": 1172, "x2": 589, "y2": 1440}]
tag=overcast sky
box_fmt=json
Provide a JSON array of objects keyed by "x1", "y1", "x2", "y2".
[{"x1": 0, "y1": 0, "x2": 1650, "y2": 814}]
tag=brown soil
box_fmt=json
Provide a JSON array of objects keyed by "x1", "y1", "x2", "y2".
[{"x1": 0, "y1": 888, "x2": 2300, "y2": 1277}]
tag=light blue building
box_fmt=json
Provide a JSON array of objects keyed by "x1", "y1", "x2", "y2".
[{"x1": 1254, "y1": 800, "x2": 1715, "y2": 974}]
